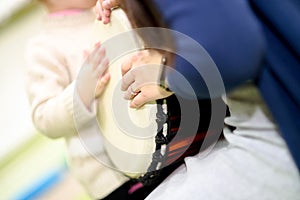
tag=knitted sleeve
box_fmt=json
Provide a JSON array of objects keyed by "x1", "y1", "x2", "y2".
[{"x1": 25, "y1": 36, "x2": 96, "y2": 139}]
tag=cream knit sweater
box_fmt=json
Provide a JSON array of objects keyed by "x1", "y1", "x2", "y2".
[{"x1": 25, "y1": 10, "x2": 127, "y2": 199}]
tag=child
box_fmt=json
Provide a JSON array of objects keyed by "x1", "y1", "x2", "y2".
[{"x1": 25, "y1": 0, "x2": 128, "y2": 199}]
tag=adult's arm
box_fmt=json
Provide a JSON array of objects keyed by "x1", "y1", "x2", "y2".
[{"x1": 154, "y1": 0, "x2": 265, "y2": 98}]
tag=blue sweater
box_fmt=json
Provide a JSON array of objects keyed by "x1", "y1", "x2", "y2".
[
  {"x1": 154, "y1": 0, "x2": 300, "y2": 170},
  {"x1": 250, "y1": 0, "x2": 300, "y2": 170},
  {"x1": 154, "y1": 0, "x2": 265, "y2": 98}
]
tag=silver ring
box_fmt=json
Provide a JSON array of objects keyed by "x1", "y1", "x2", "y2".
[{"x1": 130, "y1": 87, "x2": 139, "y2": 96}]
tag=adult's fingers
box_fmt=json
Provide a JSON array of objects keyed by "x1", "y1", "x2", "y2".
[
  {"x1": 129, "y1": 85, "x2": 173, "y2": 108},
  {"x1": 123, "y1": 82, "x2": 140, "y2": 100},
  {"x1": 129, "y1": 91, "x2": 148, "y2": 108},
  {"x1": 121, "y1": 70, "x2": 135, "y2": 91}
]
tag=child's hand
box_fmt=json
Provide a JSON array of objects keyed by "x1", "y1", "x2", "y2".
[
  {"x1": 77, "y1": 42, "x2": 110, "y2": 110},
  {"x1": 95, "y1": 71, "x2": 110, "y2": 98},
  {"x1": 95, "y1": 0, "x2": 119, "y2": 24},
  {"x1": 85, "y1": 48, "x2": 111, "y2": 99}
]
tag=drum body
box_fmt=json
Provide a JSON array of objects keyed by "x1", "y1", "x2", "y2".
[{"x1": 92, "y1": 9, "x2": 226, "y2": 180}]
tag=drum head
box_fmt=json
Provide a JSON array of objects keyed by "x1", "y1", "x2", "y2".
[{"x1": 92, "y1": 9, "x2": 158, "y2": 177}]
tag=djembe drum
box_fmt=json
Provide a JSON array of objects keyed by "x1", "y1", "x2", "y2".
[{"x1": 92, "y1": 8, "x2": 226, "y2": 186}]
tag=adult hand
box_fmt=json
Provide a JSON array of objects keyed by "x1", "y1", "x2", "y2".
[
  {"x1": 121, "y1": 50, "x2": 173, "y2": 108},
  {"x1": 77, "y1": 42, "x2": 110, "y2": 110},
  {"x1": 95, "y1": 0, "x2": 120, "y2": 24}
]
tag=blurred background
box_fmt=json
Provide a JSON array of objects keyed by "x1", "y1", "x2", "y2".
[{"x1": 0, "y1": 1, "x2": 91, "y2": 199}]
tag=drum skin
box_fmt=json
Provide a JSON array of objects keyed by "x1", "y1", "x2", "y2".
[{"x1": 92, "y1": 9, "x2": 158, "y2": 177}]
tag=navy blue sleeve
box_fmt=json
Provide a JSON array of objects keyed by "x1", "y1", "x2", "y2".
[
  {"x1": 251, "y1": 0, "x2": 300, "y2": 170},
  {"x1": 154, "y1": 0, "x2": 265, "y2": 98}
]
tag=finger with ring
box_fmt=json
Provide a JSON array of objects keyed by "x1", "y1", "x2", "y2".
[{"x1": 130, "y1": 87, "x2": 139, "y2": 96}]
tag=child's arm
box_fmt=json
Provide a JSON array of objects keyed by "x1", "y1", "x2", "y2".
[{"x1": 25, "y1": 39, "x2": 108, "y2": 139}]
